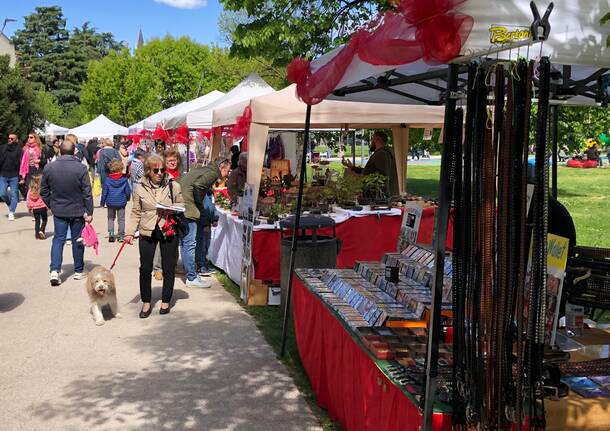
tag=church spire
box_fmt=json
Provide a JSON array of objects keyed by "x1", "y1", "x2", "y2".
[{"x1": 137, "y1": 28, "x2": 144, "y2": 49}]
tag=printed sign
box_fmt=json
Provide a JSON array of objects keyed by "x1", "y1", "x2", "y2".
[
  {"x1": 397, "y1": 203, "x2": 423, "y2": 252},
  {"x1": 240, "y1": 184, "x2": 255, "y2": 301},
  {"x1": 423, "y1": 128, "x2": 433, "y2": 141},
  {"x1": 489, "y1": 25, "x2": 531, "y2": 45},
  {"x1": 524, "y1": 233, "x2": 570, "y2": 346}
]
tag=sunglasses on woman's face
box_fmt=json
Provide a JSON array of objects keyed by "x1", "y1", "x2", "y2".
[
  {"x1": 28, "y1": 136, "x2": 35, "y2": 139},
  {"x1": 152, "y1": 168, "x2": 166, "y2": 174}
]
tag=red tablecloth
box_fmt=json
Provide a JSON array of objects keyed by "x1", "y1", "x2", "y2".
[
  {"x1": 292, "y1": 278, "x2": 452, "y2": 431},
  {"x1": 251, "y1": 208, "x2": 453, "y2": 283},
  {"x1": 252, "y1": 214, "x2": 402, "y2": 282}
]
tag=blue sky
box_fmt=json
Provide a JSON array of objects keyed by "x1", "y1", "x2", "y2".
[{"x1": 2, "y1": 0, "x2": 225, "y2": 47}]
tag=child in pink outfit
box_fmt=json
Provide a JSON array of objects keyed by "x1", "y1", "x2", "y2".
[{"x1": 26, "y1": 174, "x2": 48, "y2": 239}]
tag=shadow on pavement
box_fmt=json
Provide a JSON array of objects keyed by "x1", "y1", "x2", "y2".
[
  {"x1": 128, "y1": 287, "x2": 190, "y2": 309},
  {"x1": 0, "y1": 292, "x2": 25, "y2": 312},
  {"x1": 29, "y1": 305, "x2": 318, "y2": 430}
]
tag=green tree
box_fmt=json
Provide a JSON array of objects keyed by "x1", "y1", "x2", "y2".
[
  {"x1": 219, "y1": 0, "x2": 389, "y2": 66},
  {"x1": 80, "y1": 36, "x2": 285, "y2": 125},
  {"x1": 556, "y1": 106, "x2": 610, "y2": 151},
  {"x1": 13, "y1": 6, "x2": 123, "y2": 119},
  {"x1": 80, "y1": 49, "x2": 163, "y2": 126},
  {"x1": 12, "y1": 6, "x2": 69, "y2": 92},
  {"x1": 0, "y1": 56, "x2": 45, "y2": 140}
]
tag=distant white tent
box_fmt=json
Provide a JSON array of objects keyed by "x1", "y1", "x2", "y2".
[
  {"x1": 68, "y1": 114, "x2": 128, "y2": 139},
  {"x1": 37, "y1": 122, "x2": 69, "y2": 136},
  {"x1": 128, "y1": 102, "x2": 188, "y2": 133},
  {"x1": 161, "y1": 91, "x2": 225, "y2": 130},
  {"x1": 185, "y1": 73, "x2": 275, "y2": 129}
]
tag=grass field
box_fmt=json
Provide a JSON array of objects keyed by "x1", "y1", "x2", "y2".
[{"x1": 405, "y1": 164, "x2": 610, "y2": 248}]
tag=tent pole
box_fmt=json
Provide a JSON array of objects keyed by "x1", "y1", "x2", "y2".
[
  {"x1": 186, "y1": 138, "x2": 190, "y2": 173},
  {"x1": 280, "y1": 104, "x2": 312, "y2": 358},
  {"x1": 422, "y1": 64, "x2": 459, "y2": 431},
  {"x1": 351, "y1": 129, "x2": 356, "y2": 166},
  {"x1": 551, "y1": 105, "x2": 559, "y2": 198}
]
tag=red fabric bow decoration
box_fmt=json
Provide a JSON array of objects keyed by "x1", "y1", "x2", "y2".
[
  {"x1": 197, "y1": 129, "x2": 213, "y2": 141},
  {"x1": 152, "y1": 124, "x2": 169, "y2": 142},
  {"x1": 230, "y1": 106, "x2": 252, "y2": 141},
  {"x1": 174, "y1": 124, "x2": 189, "y2": 144},
  {"x1": 287, "y1": 0, "x2": 473, "y2": 105}
]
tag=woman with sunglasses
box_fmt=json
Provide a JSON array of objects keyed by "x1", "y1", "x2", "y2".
[
  {"x1": 19, "y1": 133, "x2": 43, "y2": 195},
  {"x1": 124, "y1": 154, "x2": 184, "y2": 317}
]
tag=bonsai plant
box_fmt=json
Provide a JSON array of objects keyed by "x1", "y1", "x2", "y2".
[
  {"x1": 362, "y1": 173, "x2": 388, "y2": 203},
  {"x1": 333, "y1": 172, "x2": 363, "y2": 208}
]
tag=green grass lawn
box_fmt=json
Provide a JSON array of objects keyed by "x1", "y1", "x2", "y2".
[{"x1": 405, "y1": 165, "x2": 610, "y2": 248}]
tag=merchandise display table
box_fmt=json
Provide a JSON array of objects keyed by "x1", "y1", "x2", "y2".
[
  {"x1": 209, "y1": 207, "x2": 405, "y2": 284},
  {"x1": 208, "y1": 206, "x2": 454, "y2": 285},
  {"x1": 546, "y1": 329, "x2": 610, "y2": 431},
  {"x1": 291, "y1": 276, "x2": 451, "y2": 431}
]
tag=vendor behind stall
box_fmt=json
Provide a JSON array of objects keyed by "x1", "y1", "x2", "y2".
[
  {"x1": 227, "y1": 152, "x2": 247, "y2": 202},
  {"x1": 341, "y1": 131, "x2": 399, "y2": 197}
]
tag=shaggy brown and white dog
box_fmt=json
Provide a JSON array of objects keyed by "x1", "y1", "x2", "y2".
[{"x1": 86, "y1": 266, "x2": 121, "y2": 326}]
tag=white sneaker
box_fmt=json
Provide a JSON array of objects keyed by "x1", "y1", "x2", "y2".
[
  {"x1": 73, "y1": 272, "x2": 87, "y2": 281},
  {"x1": 186, "y1": 276, "x2": 211, "y2": 288},
  {"x1": 50, "y1": 271, "x2": 61, "y2": 286},
  {"x1": 8, "y1": 212, "x2": 14, "y2": 221}
]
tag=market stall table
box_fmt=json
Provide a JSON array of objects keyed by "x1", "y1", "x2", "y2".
[
  {"x1": 291, "y1": 275, "x2": 451, "y2": 431},
  {"x1": 546, "y1": 328, "x2": 610, "y2": 431},
  {"x1": 209, "y1": 206, "x2": 454, "y2": 285}
]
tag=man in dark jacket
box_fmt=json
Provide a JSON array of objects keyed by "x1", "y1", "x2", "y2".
[
  {"x1": 179, "y1": 157, "x2": 231, "y2": 287},
  {"x1": 342, "y1": 131, "x2": 399, "y2": 197},
  {"x1": 41, "y1": 138, "x2": 94, "y2": 286},
  {"x1": 97, "y1": 139, "x2": 121, "y2": 185},
  {"x1": 0, "y1": 133, "x2": 22, "y2": 220}
]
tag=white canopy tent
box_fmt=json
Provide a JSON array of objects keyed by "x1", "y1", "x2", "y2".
[
  {"x1": 212, "y1": 84, "x2": 446, "y2": 203},
  {"x1": 38, "y1": 122, "x2": 69, "y2": 137},
  {"x1": 68, "y1": 114, "x2": 128, "y2": 139},
  {"x1": 185, "y1": 73, "x2": 275, "y2": 129},
  {"x1": 305, "y1": 0, "x2": 608, "y2": 105},
  {"x1": 128, "y1": 102, "x2": 188, "y2": 133},
  {"x1": 161, "y1": 90, "x2": 225, "y2": 130}
]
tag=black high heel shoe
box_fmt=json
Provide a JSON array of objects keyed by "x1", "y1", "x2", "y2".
[
  {"x1": 139, "y1": 305, "x2": 152, "y2": 318},
  {"x1": 159, "y1": 305, "x2": 170, "y2": 315}
]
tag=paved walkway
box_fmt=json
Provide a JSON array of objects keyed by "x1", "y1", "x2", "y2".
[{"x1": 0, "y1": 199, "x2": 321, "y2": 431}]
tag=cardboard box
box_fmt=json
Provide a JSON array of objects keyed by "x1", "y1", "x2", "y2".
[
  {"x1": 268, "y1": 287, "x2": 281, "y2": 306},
  {"x1": 247, "y1": 280, "x2": 268, "y2": 306}
]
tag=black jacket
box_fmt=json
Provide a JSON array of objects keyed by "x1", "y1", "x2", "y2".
[
  {"x1": 0, "y1": 142, "x2": 22, "y2": 177},
  {"x1": 41, "y1": 155, "x2": 94, "y2": 218}
]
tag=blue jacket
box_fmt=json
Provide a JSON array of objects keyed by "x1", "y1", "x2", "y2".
[
  {"x1": 41, "y1": 155, "x2": 94, "y2": 218},
  {"x1": 101, "y1": 174, "x2": 131, "y2": 208}
]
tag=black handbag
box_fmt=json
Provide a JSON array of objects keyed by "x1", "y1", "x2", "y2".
[{"x1": 168, "y1": 179, "x2": 189, "y2": 237}]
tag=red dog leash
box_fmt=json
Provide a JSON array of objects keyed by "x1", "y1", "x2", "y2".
[{"x1": 110, "y1": 242, "x2": 127, "y2": 271}]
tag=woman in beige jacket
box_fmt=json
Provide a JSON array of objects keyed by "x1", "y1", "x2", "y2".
[{"x1": 124, "y1": 154, "x2": 183, "y2": 318}]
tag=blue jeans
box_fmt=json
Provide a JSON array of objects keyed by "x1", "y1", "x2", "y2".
[
  {"x1": 0, "y1": 176, "x2": 19, "y2": 213},
  {"x1": 180, "y1": 220, "x2": 198, "y2": 281},
  {"x1": 50, "y1": 216, "x2": 85, "y2": 273},
  {"x1": 196, "y1": 223, "x2": 212, "y2": 272}
]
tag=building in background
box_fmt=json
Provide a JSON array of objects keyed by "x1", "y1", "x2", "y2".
[{"x1": 0, "y1": 32, "x2": 16, "y2": 67}]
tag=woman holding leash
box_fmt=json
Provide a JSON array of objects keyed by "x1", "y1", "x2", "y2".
[{"x1": 124, "y1": 154, "x2": 184, "y2": 318}]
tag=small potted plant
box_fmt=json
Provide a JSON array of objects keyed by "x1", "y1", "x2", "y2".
[
  {"x1": 362, "y1": 173, "x2": 388, "y2": 204},
  {"x1": 334, "y1": 173, "x2": 362, "y2": 209}
]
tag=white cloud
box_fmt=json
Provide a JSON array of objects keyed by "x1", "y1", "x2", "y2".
[{"x1": 153, "y1": 0, "x2": 208, "y2": 9}]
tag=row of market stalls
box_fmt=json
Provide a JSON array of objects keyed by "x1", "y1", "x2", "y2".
[{"x1": 40, "y1": 2, "x2": 609, "y2": 428}]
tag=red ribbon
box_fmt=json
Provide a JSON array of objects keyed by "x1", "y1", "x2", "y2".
[{"x1": 287, "y1": 0, "x2": 473, "y2": 105}]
